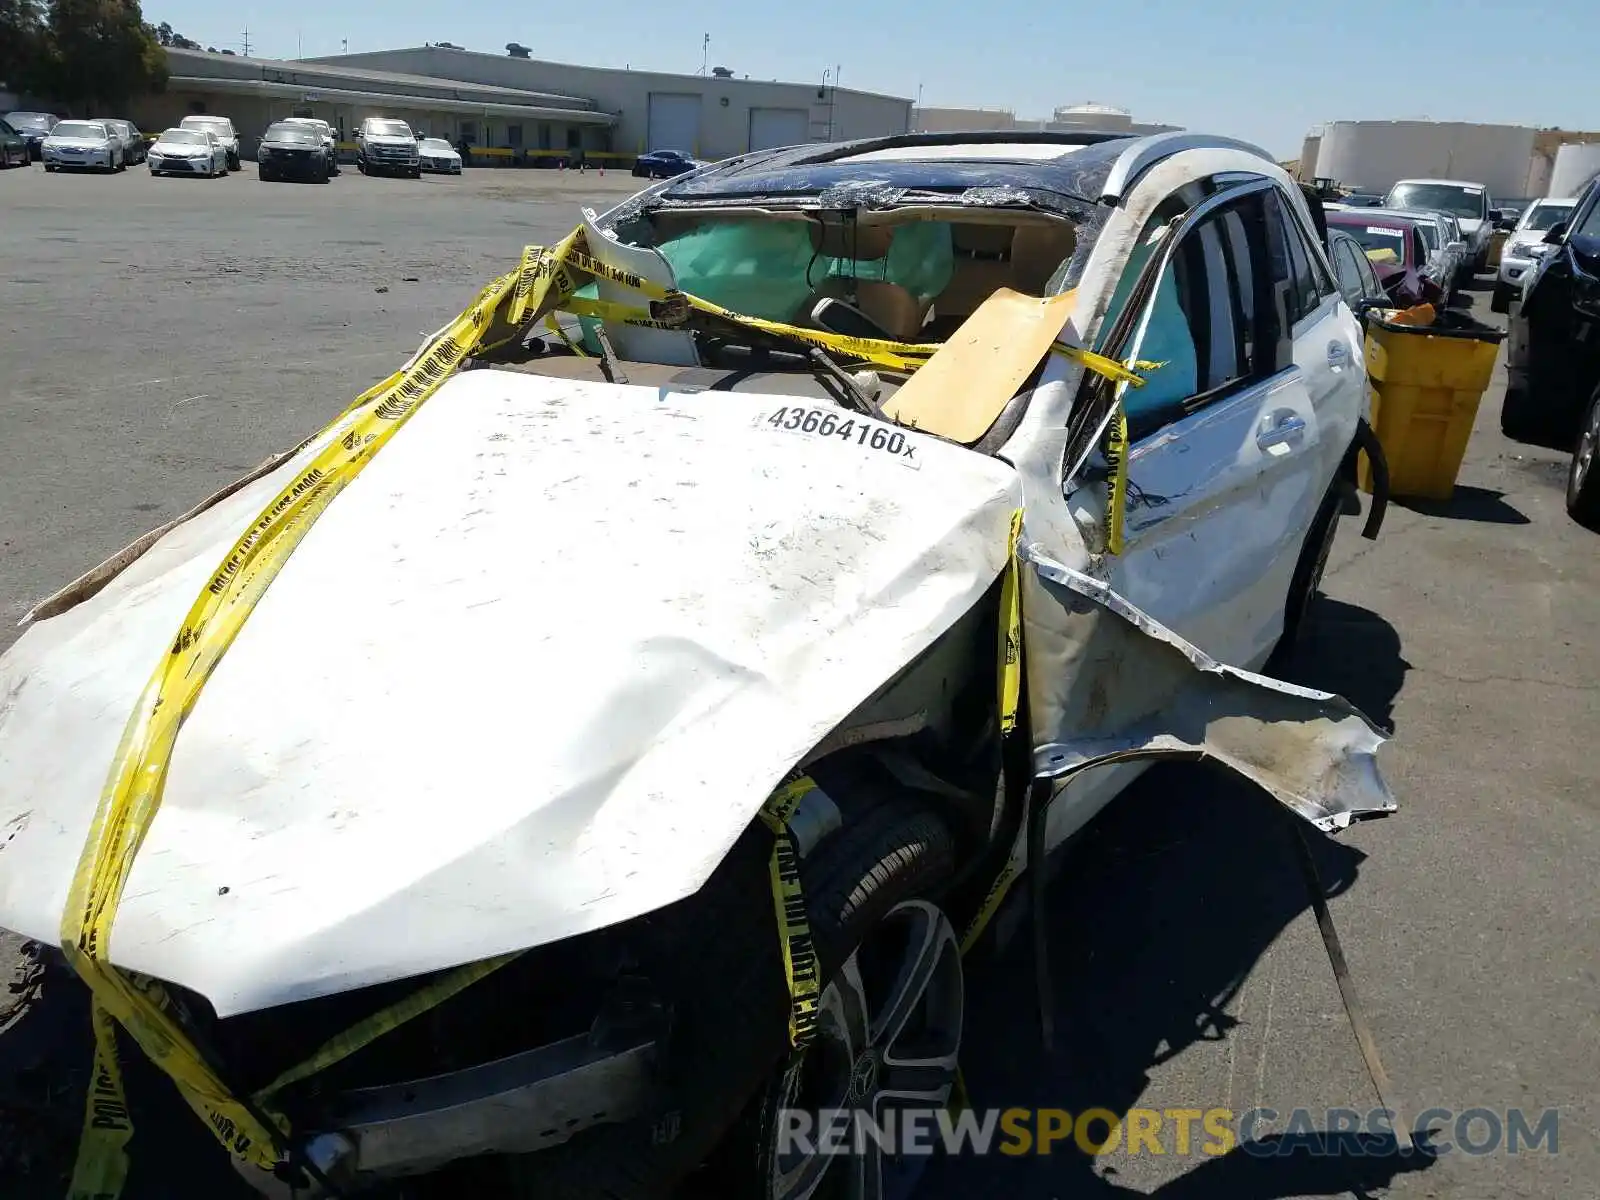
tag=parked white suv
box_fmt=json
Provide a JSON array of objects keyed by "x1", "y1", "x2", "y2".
[
  {"x1": 1492, "y1": 196, "x2": 1577, "y2": 313},
  {"x1": 179, "y1": 114, "x2": 240, "y2": 171},
  {"x1": 0, "y1": 132, "x2": 1395, "y2": 1199},
  {"x1": 1385, "y1": 178, "x2": 1500, "y2": 274}
]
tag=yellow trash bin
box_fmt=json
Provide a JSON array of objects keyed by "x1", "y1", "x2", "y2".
[
  {"x1": 1488, "y1": 228, "x2": 1508, "y2": 269},
  {"x1": 1357, "y1": 310, "x2": 1506, "y2": 501}
]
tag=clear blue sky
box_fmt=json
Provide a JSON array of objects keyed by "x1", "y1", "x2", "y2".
[{"x1": 149, "y1": 0, "x2": 1595, "y2": 158}]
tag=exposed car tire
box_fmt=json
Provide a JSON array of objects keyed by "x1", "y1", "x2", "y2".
[
  {"x1": 1567, "y1": 386, "x2": 1600, "y2": 531},
  {"x1": 718, "y1": 802, "x2": 963, "y2": 1200},
  {"x1": 257, "y1": 166, "x2": 269, "y2": 181},
  {"x1": 1499, "y1": 385, "x2": 1545, "y2": 442},
  {"x1": 1491, "y1": 281, "x2": 1514, "y2": 314},
  {"x1": 44, "y1": 163, "x2": 55, "y2": 172},
  {"x1": 1271, "y1": 475, "x2": 1344, "y2": 667},
  {"x1": 501, "y1": 799, "x2": 958, "y2": 1200}
]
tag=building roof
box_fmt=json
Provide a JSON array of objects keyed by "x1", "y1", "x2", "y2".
[
  {"x1": 307, "y1": 44, "x2": 912, "y2": 104},
  {"x1": 165, "y1": 47, "x2": 596, "y2": 110}
]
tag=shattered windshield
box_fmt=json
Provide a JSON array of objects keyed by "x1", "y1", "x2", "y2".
[{"x1": 652, "y1": 217, "x2": 957, "y2": 325}]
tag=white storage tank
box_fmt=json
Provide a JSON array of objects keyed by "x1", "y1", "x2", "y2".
[
  {"x1": 1314, "y1": 120, "x2": 1536, "y2": 198},
  {"x1": 1548, "y1": 142, "x2": 1600, "y2": 199}
]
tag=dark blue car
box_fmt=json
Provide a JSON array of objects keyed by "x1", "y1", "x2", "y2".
[
  {"x1": 632, "y1": 148, "x2": 700, "y2": 179},
  {"x1": 4, "y1": 111, "x2": 58, "y2": 160}
]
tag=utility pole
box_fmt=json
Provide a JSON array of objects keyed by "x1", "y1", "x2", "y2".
[
  {"x1": 241, "y1": 26, "x2": 252, "y2": 57},
  {"x1": 914, "y1": 82, "x2": 924, "y2": 133},
  {"x1": 700, "y1": 33, "x2": 709, "y2": 76}
]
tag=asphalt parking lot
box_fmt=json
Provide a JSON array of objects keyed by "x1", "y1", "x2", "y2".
[{"x1": 1, "y1": 164, "x2": 1596, "y2": 1200}]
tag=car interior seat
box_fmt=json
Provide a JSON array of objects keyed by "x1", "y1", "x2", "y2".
[{"x1": 799, "y1": 223, "x2": 929, "y2": 342}]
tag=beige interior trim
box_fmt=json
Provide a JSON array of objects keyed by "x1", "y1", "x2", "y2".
[{"x1": 882, "y1": 287, "x2": 1078, "y2": 444}]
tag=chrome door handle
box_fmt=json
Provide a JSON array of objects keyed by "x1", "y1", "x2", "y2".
[
  {"x1": 1257, "y1": 414, "x2": 1307, "y2": 450},
  {"x1": 1327, "y1": 339, "x2": 1352, "y2": 370}
]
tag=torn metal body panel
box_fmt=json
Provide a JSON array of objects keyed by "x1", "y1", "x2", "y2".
[{"x1": 1022, "y1": 545, "x2": 1396, "y2": 833}]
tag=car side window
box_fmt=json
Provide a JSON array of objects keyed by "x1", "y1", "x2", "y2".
[
  {"x1": 1572, "y1": 194, "x2": 1600, "y2": 241},
  {"x1": 1352, "y1": 242, "x2": 1383, "y2": 300},
  {"x1": 1117, "y1": 194, "x2": 1276, "y2": 440},
  {"x1": 1267, "y1": 190, "x2": 1335, "y2": 323},
  {"x1": 1331, "y1": 240, "x2": 1363, "y2": 306}
]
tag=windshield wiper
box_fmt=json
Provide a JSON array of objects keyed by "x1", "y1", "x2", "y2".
[{"x1": 806, "y1": 347, "x2": 883, "y2": 418}]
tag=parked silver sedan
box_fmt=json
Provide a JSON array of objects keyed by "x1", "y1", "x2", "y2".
[{"x1": 102, "y1": 118, "x2": 146, "y2": 165}]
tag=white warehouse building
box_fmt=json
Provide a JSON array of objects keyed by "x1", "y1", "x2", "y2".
[
  {"x1": 1311, "y1": 120, "x2": 1537, "y2": 198},
  {"x1": 132, "y1": 45, "x2": 912, "y2": 164},
  {"x1": 306, "y1": 45, "x2": 913, "y2": 160}
]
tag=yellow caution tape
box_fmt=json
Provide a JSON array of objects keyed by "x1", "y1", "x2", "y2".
[
  {"x1": 69, "y1": 1004, "x2": 134, "y2": 1200},
  {"x1": 545, "y1": 311, "x2": 589, "y2": 356},
  {"x1": 756, "y1": 776, "x2": 823, "y2": 1050},
  {"x1": 253, "y1": 952, "x2": 523, "y2": 1114},
  {"x1": 60, "y1": 252, "x2": 578, "y2": 1192},
  {"x1": 997, "y1": 508, "x2": 1024, "y2": 738},
  {"x1": 1105, "y1": 405, "x2": 1130, "y2": 556},
  {"x1": 507, "y1": 235, "x2": 1167, "y2": 391}
]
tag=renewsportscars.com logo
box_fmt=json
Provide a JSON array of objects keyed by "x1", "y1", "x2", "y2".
[{"x1": 776, "y1": 1106, "x2": 1560, "y2": 1159}]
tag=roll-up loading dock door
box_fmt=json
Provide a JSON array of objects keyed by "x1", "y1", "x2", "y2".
[
  {"x1": 647, "y1": 93, "x2": 702, "y2": 155},
  {"x1": 748, "y1": 107, "x2": 809, "y2": 152}
]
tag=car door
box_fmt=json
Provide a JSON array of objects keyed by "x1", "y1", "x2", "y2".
[
  {"x1": 1040, "y1": 176, "x2": 1335, "y2": 849},
  {"x1": 1100, "y1": 177, "x2": 1334, "y2": 668}
]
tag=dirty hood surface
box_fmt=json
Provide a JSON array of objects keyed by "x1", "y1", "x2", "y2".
[{"x1": 0, "y1": 370, "x2": 1020, "y2": 1016}]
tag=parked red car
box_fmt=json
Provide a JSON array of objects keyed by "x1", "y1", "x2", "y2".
[{"x1": 1325, "y1": 211, "x2": 1443, "y2": 308}]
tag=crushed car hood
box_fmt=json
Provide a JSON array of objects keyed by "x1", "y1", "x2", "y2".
[{"x1": 0, "y1": 369, "x2": 1020, "y2": 1016}]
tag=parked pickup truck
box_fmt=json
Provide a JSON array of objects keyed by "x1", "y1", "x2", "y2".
[{"x1": 356, "y1": 117, "x2": 421, "y2": 178}]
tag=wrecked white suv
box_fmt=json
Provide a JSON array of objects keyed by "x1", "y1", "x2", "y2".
[{"x1": 0, "y1": 132, "x2": 1395, "y2": 1199}]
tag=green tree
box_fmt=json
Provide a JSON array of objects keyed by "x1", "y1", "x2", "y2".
[
  {"x1": 31, "y1": 0, "x2": 167, "y2": 110},
  {"x1": 0, "y1": 0, "x2": 46, "y2": 90},
  {"x1": 153, "y1": 19, "x2": 199, "y2": 49}
]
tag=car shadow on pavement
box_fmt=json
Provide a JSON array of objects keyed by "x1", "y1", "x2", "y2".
[
  {"x1": 919, "y1": 592, "x2": 1419, "y2": 1200},
  {"x1": 1282, "y1": 595, "x2": 1410, "y2": 733},
  {"x1": 1393, "y1": 485, "x2": 1530, "y2": 525},
  {"x1": 920, "y1": 761, "x2": 1436, "y2": 1200}
]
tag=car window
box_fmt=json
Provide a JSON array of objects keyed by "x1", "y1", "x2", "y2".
[
  {"x1": 1115, "y1": 193, "x2": 1274, "y2": 439},
  {"x1": 1330, "y1": 239, "x2": 1362, "y2": 306},
  {"x1": 1571, "y1": 194, "x2": 1600, "y2": 241},
  {"x1": 0, "y1": 120, "x2": 13, "y2": 137},
  {"x1": 1267, "y1": 190, "x2": 1335, "y2": 324},
  {"x1": 1352, "y1": 242, "x2": 1383, "y2": 299}
]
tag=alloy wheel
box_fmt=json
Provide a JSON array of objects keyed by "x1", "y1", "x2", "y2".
[
  {"x1": 767, "y1": 900, "x2": 963, "y2": 1200},
  {"x1": 1570, "y1": 394, "x2": 1600, "y2": 505}
]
